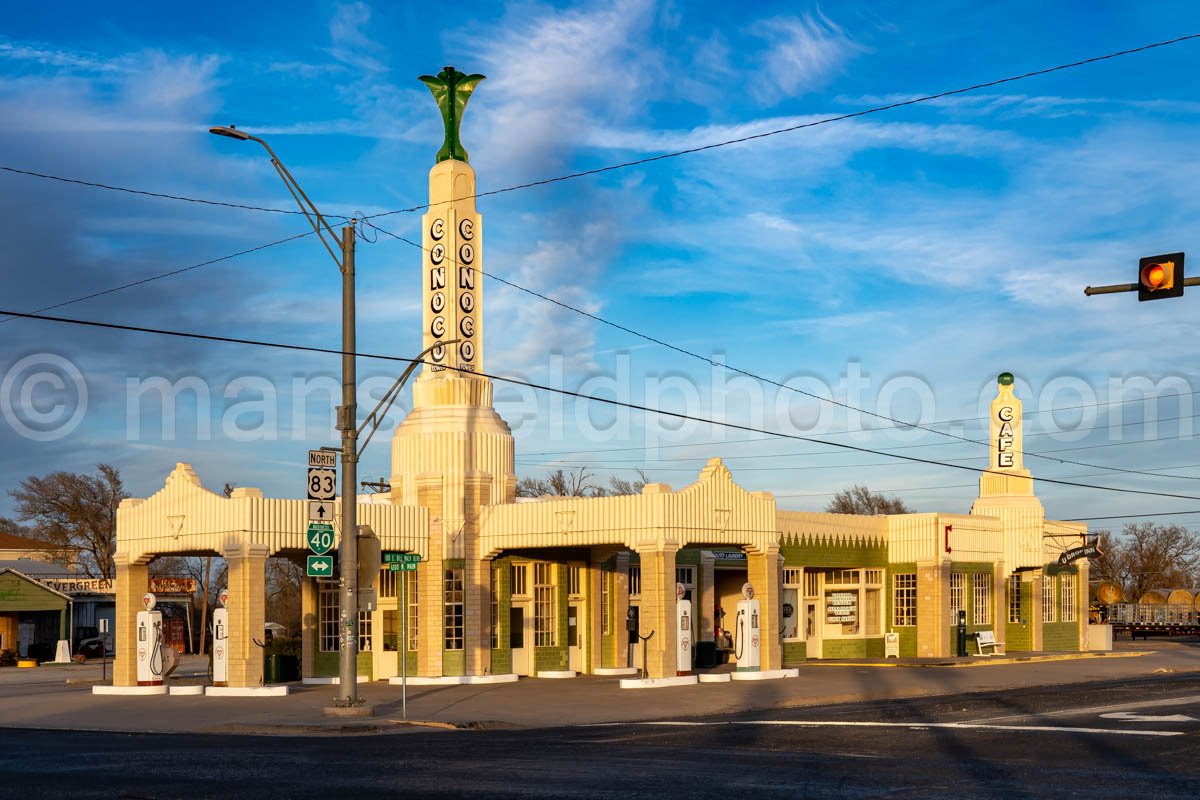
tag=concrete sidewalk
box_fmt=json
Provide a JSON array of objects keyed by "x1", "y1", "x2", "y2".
[{"x1": 1, "y1": 640, "x2": 1197, "y2": 735}]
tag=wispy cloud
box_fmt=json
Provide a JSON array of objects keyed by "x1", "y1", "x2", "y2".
[{"x1": 747, "y1": 11, "x2": 865, "y2": 105}]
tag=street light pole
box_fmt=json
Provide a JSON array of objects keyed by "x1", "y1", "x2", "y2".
[
  {"x1": 210, "y1": 124, "x2": 361, "y2": 706},
  {"x1": 337, "y1": 223, "x2": 359, "y2": 707}
]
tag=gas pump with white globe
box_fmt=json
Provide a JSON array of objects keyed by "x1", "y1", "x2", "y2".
[
  {"x1": 675, "y1": 582, "x2": 692, "y2": 675},
  {"x1": 212, "y1": 588, "x2": 229, "y2": 687},
  {"x1": 136, "y1": 592, "x2": 165, "y2": 686},
  {"x1": 734, "y1": 582, "x2": 760, "y2": 671}
]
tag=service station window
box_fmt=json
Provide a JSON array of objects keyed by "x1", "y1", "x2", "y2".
[
  {"x1": 782, "y1": 568, "x2": 802, "y2": 641},
  {"x1": 950, "y1": 573, "x2": 966, "y2": 625},
  {"x1": 1061, "y1": 574, "x2": 1077, "y2": 622},
  {"x1": 1042, "y1": 575, "x2": 1056, "y2": 623},
  {"x1": 534, "y1": 563, "x2": 556, "y2": 647},
  {"x1": 1008, "y1": 576, "x2": 1022, "y2": 624},
  {"x1": 319, "y1": 585, "x2": 339, "y2": 652},
  {"x1": 444, "y1": 568, "x2": 464, "y2": 650},
  {"x1": 893, "y1": 574, "x2": 917, "y2": 627},
  {"x1": 490, "y1": 565, "x2": 499, "y2": 649},
  {"x1": 975, "y1": 573, "x2": 994, "y2": 626},
  {"x1": 568, "y1": 564, "x2": 583, "y2": 598},
  {"x1": 406, "y1": 572, "x2": 419, "y2": 652}
]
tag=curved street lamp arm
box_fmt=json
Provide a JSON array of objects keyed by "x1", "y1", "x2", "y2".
[{"x1": 356, "y1": 340, "x2": 461, "y2": 459}]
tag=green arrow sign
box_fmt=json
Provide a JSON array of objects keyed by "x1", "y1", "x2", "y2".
[
  {"x1": 307, "y1": 523, "x2": 335, "y2": 555},
  {"x1": 307, "y1": 555, "x2": 334, "y2": 577}
]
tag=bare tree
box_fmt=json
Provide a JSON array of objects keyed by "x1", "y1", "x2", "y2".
[
  {"x1": 1090, "y1": 523, "x2": 1200, "y2": 602},
  {"x1": 517, "y1": 467, "x2": 603, "y2": 498},
  {"x1": 9, "y1": 464, "x2": 127, "y2": 578},
  {"x1": 825, "y1": 484, "x2": 910, "y2": 516},
  {"x1": 0, "y1": 516, "x2": 31, "y2": 538},
  {"x1": 608, "y1": 469, "x2": 650, "y2": 496}
]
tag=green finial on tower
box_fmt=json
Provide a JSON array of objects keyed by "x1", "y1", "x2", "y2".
[
  {"x1": 998, "y1": 372, "x2": 1015, "y2": 386},
  {"x1": 419, "y1": 65, "x2": 486, "y2": 164}
]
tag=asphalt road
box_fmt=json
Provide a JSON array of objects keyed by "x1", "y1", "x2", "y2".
[{"x1": 2, "y1": 675, "x2": 1198, "y2": 799}]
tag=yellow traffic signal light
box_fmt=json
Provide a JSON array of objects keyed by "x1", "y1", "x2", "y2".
[{"x1": 1138, "y1": 252, "x2": 1185, "y2": 301}]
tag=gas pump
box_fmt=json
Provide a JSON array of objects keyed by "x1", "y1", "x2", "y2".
[
  {"x1": 135, "y1": 593, "x2": 165, "y2": 686},
  {"x1": 675, "y1": 582, "x2": 692, "y2": 675},
  {"x1": 734, "y1": 582, "x2": 760, "y2": 671},
  {"x1": 212, "y1": 588, "x2": 229, "y2": 687},
  {"x1": 625, "y1": 607, "x2": 639, "y2": 668}
]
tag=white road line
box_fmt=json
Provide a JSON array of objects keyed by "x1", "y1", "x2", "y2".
[
  {"x1": 591, "y1": 720, "x2": 1183, "y2": 737},
  {"x1": 967, "y1": 694, "x2": 1200, "y2": 724}
]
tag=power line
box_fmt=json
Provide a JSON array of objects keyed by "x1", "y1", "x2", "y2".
[
  {"x1": 0, "y1": 165, "x2": 356, "y2": 219},
  {"x1": 364, "y1": 33, "x2": 1200, "y2": 220},
  {"x1": 0, "y1": 231, "x2": 316, "y2": 326},
  {"x1": 7, "y1": 306, "x2": 1200, "y2": 504},
  {"x1": 366, "y1": 218, "x2": 1200, "y2": 484}
]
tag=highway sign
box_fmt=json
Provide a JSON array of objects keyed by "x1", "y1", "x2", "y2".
[
  {"x1": 307, "y1": 522, "x2": 335, "y2": 555},
  {"x1": 308, "y1": 500, "x2": 335, "y2": 522},
  {"x1": 308, "y1": 449, "x2": 337, "y2": 468},
  {"x1": 307, "y1": 555, "x2": 334, "y2": 577},
  {"x1": 388, "y1": 562, "x2": 418, "y2": 572},
  {"x1": 307, "y1": 468, "x2": 336, "y2": 500},
  {"x1": 383, "y1": 552, "x2": 422, "y2": 564}
]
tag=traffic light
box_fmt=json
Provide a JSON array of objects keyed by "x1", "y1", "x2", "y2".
[{"x1": 1138, "y1": 252, "x2": 1185, "y2": 301}]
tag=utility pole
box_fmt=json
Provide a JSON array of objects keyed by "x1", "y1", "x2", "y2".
[{"x1": 338, "y1": 223, "x2": 359, "y2": 707}]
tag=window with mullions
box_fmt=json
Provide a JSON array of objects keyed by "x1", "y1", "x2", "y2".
[
  {"x1": 601, "y1": 569, "x2": 611, "y2": 635},
  {"x1": 490, "y1": 565, "x2": 499, "y2": 649},
  {"x1": 444, "y1": 568, "x2": 464, "y2": 650},
  {"x1": 319, "y1": 585, "x2": 339, "y2": 652},
  {"x1": 380, "y1": 566, "x2": 398, "y2": 599},
  {"x1": 893, "y1": 574, "x2": 916, "y2": 627},
  {"x1": 782, "y1": 568, "x2": 802, "y2": 640},
  {"x1": 1061, "y1": 574, "x2": 1077, "y2": 622},
  {"x1": 975, "y1": 573, "x2": 993, "y2": 626},
  {"x1": 406, "y1": 571, "x2": 419, "y2": 651},
  {"x1": 1042, "y1": 574, "x2": 1056, "y2": 623},
  {"x1": 950, "y1": 573, "x2": 966, "y2": 624},
  {"x1": 568, "y1": 564, "x2": 583, "y2": 597},
  {"x1": 676, "y1": 566, "x2": 695, "y2": 593},
  {"x1": 534, "y1": 563, "x2": 556, "y2": 647},
  {"x1": 359, "y1": 611, "x2": 372, "y2": 651},
  {"x1": 628, "y1": 565, "x2": 641, "y2": 598},
  {"x1": 511, "y1": 563, "x2": 528, "y2": 596},
  {"x1": 1007, "y1": 575, "x2": 1022, "y2": 624}
]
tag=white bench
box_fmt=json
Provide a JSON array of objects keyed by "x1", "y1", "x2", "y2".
[{"x1": 973, "y1": 630, "x2": 1005, "y2": 656}]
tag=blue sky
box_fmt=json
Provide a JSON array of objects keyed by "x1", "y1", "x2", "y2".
[{"x1": 2, "y1": 1, "x2": 1200, "y2": 530}]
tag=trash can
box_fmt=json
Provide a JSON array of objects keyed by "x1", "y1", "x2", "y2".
[
  {"x1": 264, "y1": 654, "x2": 300, "y2": 683},
  {"x1": 694, "y1": 640, "x2": 718, "y2": 669}
]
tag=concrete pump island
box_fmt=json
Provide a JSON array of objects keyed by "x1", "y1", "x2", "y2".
[{"x1": 100, "y1": 68, "x2": 1095, "y2": 700}]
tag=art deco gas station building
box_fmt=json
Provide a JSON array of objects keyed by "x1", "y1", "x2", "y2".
[{"x1": 109, "y1": 70, "x2": 1091, "y2": 690}]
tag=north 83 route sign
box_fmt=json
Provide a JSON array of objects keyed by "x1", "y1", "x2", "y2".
[{"x1": 308, "y1": 469, "x2": 336, "y2": 501}]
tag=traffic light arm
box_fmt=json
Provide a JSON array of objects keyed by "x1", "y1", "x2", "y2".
[
  {"x1": 355, "y1": 338, "x2": 461, "y2": 459},
  {"x1": 1084, "y1": 276, "x2": 1200, "y2": 296}
]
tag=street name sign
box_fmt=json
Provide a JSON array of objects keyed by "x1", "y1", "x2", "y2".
[
  {"x1": 388, "y1": 562, "x2": 419, "y2": 572},
  {"x1": 307, "y1": 555, "x2": 334, "y2": 577},
  {"x1": 308, "y1": 500, "x2": 335, "y2": 522},
  {"x1": 307, "y1": 468, "x2": 336, "y2": 501},
  {"x1": 308, "y1": 449, "x2": 337, "y2": 468},
  {"x1": 307, "y1": 522, "x2": 335, "y2": 555},
  {"x1": 383, "y1": 552, "x2": 422, "y2": 564}
]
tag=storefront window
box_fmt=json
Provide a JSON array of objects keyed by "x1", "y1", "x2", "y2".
[
  {"x1": 782, "y1": 568, "x2": 802, "y2": 640},
  {"x1": 1061, "y1": 574, "x2": 1077, "y2": 622},
  {"x1": 444, "y1": 569, "x2": 464, "y2": 650},
  {"x1": 319, "y1": 585, "x2": 339, "y2": 652},
  {"x1": 1042, "y1": 575, "x2": 1056, "y2": 623},
  {"x1": 534, "y1": 563, "x2": 556, "y2": 647},
  {"x1": 950, "y1": 573, "x2": 965, "y2": 625},
  {"x1": 975, "y1": 573, "x2": 994, "y2": 626},
  {"x1": 893, "y1": 574, "x2": 916, "y2": 627},
  {"x1": 1007, "y1": 575, "x2": 1021, "y2": 624}
]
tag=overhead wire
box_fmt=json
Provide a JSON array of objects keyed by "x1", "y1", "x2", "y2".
[
  {"x1": 362, "y1": 33, "x2": 1200, "y2": 220},
  {"x1": 6, "y1": 305, "x2": 1200, "y2": 505},
  {"x1": 366, "y1": 218, "x2": 1200, "y2": 483},
  {"x1": 0, "y1": 231, "x2": 316, "y2": 325}
]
